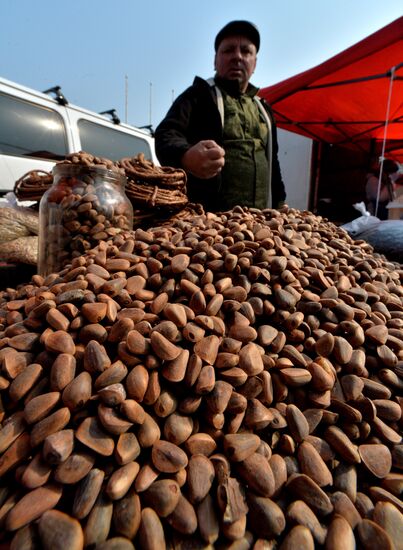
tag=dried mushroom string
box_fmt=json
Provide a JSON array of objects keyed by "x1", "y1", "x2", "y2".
[
  {"x1": 14, "y1": 170, "x2": 53, "y2": 202},
  {"x1": 118, "y1": 154, "x2": 187, "y2": 191}
]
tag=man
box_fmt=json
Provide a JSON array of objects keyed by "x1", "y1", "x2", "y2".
[
  {"x1": 155, "y1": 20, "x2": 286, "y2": 213},
  {"x1": 365, "y1": 159, "x2": 399, "y2": 219}
]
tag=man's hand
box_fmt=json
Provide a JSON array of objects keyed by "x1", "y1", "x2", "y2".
[{"x1": 181, "y1": 140, "x2": 225, "y2": 179}]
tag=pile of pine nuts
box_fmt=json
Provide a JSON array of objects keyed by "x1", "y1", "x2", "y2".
[{"x1": 0, "y1": 205, "x2": 402, "y2": 549}]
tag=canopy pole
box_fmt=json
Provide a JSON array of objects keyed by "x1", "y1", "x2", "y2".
[{"x1": 375, "y1": 66, "x2": 396, "y2": 217}]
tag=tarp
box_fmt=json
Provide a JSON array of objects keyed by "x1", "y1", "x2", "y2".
[{"x1": 260, "y1": 17, "x2": 403, "y2": 158}]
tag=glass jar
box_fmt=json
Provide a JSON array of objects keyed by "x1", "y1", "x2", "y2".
[{"x1": 38, "y1": 163, "x2": 133, "y2": 276}]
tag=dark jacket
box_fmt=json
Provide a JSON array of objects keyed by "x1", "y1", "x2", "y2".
[{"x1": 155, "y1": 76, "x2": 286, "y2": 212}]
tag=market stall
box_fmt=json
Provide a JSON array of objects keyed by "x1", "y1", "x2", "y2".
[{"x1": 260, "y1": 16, "x2": 403, "y2": 220}]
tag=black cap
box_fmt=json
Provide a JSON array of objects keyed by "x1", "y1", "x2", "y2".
[{"x1": 214, "y1": 20, "x2": 260, "y2": 52}]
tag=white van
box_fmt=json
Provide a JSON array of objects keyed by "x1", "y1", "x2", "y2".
[{"x1": 0, "y1": 77, "x2": 158, "y2": 194}]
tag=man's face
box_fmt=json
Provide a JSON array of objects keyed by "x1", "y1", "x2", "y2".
[{"x1": 215, "y1": 35, "x2": 257, "y2": 92}]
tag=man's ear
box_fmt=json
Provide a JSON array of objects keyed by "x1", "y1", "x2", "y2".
[{"x1": 214, "y1": 54, "x2": 217, "y2": 71}]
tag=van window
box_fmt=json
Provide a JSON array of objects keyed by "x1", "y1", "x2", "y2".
[
  {"x1": 0, "y1": 92, "x2": 68, "y2": 159},
  {"x1": 78, "y1": 119, "x2": 152, "y2": 161}
]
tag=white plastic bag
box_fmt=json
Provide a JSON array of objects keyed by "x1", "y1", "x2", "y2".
[{"x1": 340, "y1": 202, "x2": 380, "y2": 237}]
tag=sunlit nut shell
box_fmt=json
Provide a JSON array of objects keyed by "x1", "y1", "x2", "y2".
[
  {"x1": 332, "y1": 336, "x2": 353, "y2": 364},
  {"x1": 359, "y1": 444, "x2": 392, "y2": 478},
  {"x1": 371, "y1": 416, "x2": 402, "y2": 445},
  {"x1": 43, "y1": 331, "x2": 75, "y2": 355},
  {"x1": 94, "y1": 361, "x2": 128, "y2": 391},
  {"x1": 112, "y1": 489, "x2": 141, "y2": 540},
  {"x1": 0, "y1": 432, "x2": 31, "y2": 478},
  {"x1": 330, "y1": 491, "x2": 361, "y2": 529},
  {"x1": 125, "y1": 364, "x2": 149, "y2": 402},
  {"x1": 236, "y1": 453, "x2": 275, "y2": 498},
  {"x1": 137, "y1": 413, "x2": 161, "y2": 448},
  {"x1": 286, "y1": 499, "x2": 326, "y2": 545},
  {"x1": 194, "y1": 365, "x2": 216, "y2": 394},
  {"x1": 324, "y1": 425, "x2": 361, "y2": 464},
  {"x1": 365, "y1": 325, "x2": 389, "y2": 345},
  {"x1": 205, "y1": 380, "x2": 233, "y2": 415},
  {"x1": 5, "y1": 483, "x2": 63, "y2": 531},
  {"x1": 215, "y1": 352, "x2": 239, "y2": 370},
  {"x1": 62, "y1": 372, "x2": 92, "y2": 411},
  {"x1": 315, "y1": 332, "x2": 334, "y2": 357},
  {"x1": 106, "y1": 461, "x2": 140, "y2": 500},
  {"x1": 50, "y1": 353, "x2": 76, "y2": 391},
  {"x1": 244, "y1": 399, "x2": 274, "y2": 430},
  {"x1": 286, "y1": 404, "x2": 310, "y2": 443},
  {"x1": 163, "y1": 303, "x2": 188, "y2": 328},
  {"x1": 246, "y1": 494, "x2": 286, "y2": 539},
  {"x1": 138, "y1": 507, "x2": 166, "y2": 549},
  {"x1": 83, "y1": 340, "x2": 111, "y2": 373},
  {"x1": 135, "y1": 462, "x2": 160, "y2": 493},
  {"x1": 126, "y1": 330, "x2": 150, "y2": 355},
  {"x1": 223, "y1": 433, "x2": 261, "y2": 462},
  {"x1": 8, "y1": 332, "x2": 40, "y2": 352},
  {"x1": 8, "y1": 363, "x2": 43, "y2": 403},
  {"x1": 24, "y1": 392, "x2": 60, "y2": 424},
  {"x1": 184, "y1": 433, "x2": 217, "y2": 457},
  {"x1": 42, "y1": 429, "x2": 74, "y2": 465},
  {"x1": 165, "y1": 493, "x2": 198, "y2": 535},
  {"x1": 152, "y1": 320, "x2": 179, "y2": 343},
  {"x1": 114, "y1": 432, "x2": 141, "y2": 466},
  {"x1": 120, "y1": 400, "x2": 146, "y2": 424},
  {"x1": 97, "y1": 383, "x2": 126, "y2": 406},
  {"x1": 75, "y1": 416, "x2": 114, "y2": 456},
  {"x1": 341, "y1": 374, "x2": 364, "y2": 401},
  {"x1": 372, "y1": 501, "x2": 403, "y2": 549},
  {"x1": 37, "y1": 509, "x2": 84, "y2": 550},
  {"x1": 372, "y1": 399, "x2": 402, "y2": 422},
  {"x1": 194, "y1": 335, "x2": 221, "y2": 365},
  {"x1": 98, "y1": 403, "x2": 133, "y2": 435},
  {"x1": 297, "y1": 441, "x2": 333, "y2": 487},
  {"x1": 153, "y1": 390, "x2": 178, "y2": 418},
  {"x1": 30, "y1": 407, "x2": 71, "y2": 448},
  {"x1": 54, "y1": 451, "x2": 95, "y2": 484},
  {"x1": 228, "y1": 324, "x2": 257, "y2": 343},
  {"x1": 279, "y1": 368, "x2": 312, "y2": 387},
  {"x1": 286, "y1": 473, "x2": 333, "y2": 516},
  {"x1": 163, "y1": 412, "x2": 193, "y2": 446},
  {"x1": 46, "y1": 308, "x2": 70, "y2": 331},
  {"x1": 238, "y1": 343, "x2": 264, "y2": 376},
  {"x1": 357, "y1": 518, "x2": 394, "y2": 550},
  {"x1": 161, "y1": 349, "x2": 189, "y2": 383},
  {"x1": 369, "y1": 486, "x2": 403, "y2": 514},
  {"x1": 20, "y1": 451, "x2": 52, "y2": 489},
  {"x1": 324, "y1": 514, "x2": 355, "y2": 550},
  {"x1": 151, "y1": 440, "x2": 188, "y2": 473},
  {"x1": 142, "y1": 479, "x2": 181, "y2": 517},
  {"x1": 83, "y1": 492, "x2": 113, "y2": 547},
  {"x1": 281, "y1": 525, "x2": 315, "y2": 550},
  {"x1": 150, "y1": 331, "x2": 181, "y2": 361},
  {"x1": 219, "y1": 367, "x2": 248, "y2": 387},
  {"x1": 0, "y1": 411, "x2": 27, "y2": 453}
]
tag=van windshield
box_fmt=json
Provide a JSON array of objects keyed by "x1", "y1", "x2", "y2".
[{"x1": 78, "y1": 119, "x2": 152, "y2": 161}]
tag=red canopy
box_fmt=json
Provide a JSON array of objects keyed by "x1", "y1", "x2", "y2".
[{"x1": 260, "y1": 17, "x2": 403, "y2": 157}]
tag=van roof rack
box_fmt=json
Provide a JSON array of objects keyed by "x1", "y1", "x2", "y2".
[
  {"x1": 99, "y1": 109, "x2": 121, "y2": 125},
  {"x1": 42, "y1": 86, "x2": 68, "y2": 105},
  {"x1": 139, "y1": 124, "x2": 155, "y2": 136}
]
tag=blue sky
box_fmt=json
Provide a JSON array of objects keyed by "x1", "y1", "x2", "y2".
[{"x1": 1, "y1": 0, "x2": 402, "y2": 130}]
